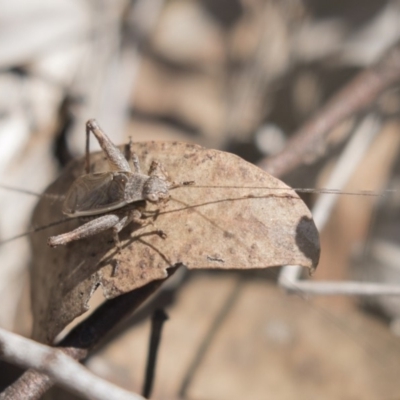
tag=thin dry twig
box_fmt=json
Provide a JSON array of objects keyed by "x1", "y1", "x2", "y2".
[
  {"x1": 0, "y1": 270, "x2": 177, "y2": 400},
  {"x1": 0, "y1": 328, "x2": 144, "y2": 400},
  {"x1": 310, "y1": 113, "x2": 381, "y2": 231},
  {"x1": 178, "y1": 277, "x2": 244, "y2": 398},
  {"x1": 142, "y1": 309, "x2": 169, "y2": 398},
  {"x1": 280, "y1": 279, "x2": 400, "y2": 296},
  {"x1": 278, "y1": 113, "x2": 400, "y2": 296},
  {"x1": 279, "y1": 113, "x2": 380, "y2": 286},
  {"x1": 260, "y1": 40, "x2": 400, "y2": 178}
]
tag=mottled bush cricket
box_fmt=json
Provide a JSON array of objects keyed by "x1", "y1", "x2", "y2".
[{"x1": 47, "y1": 119, "x2": 192, "y2": 250}]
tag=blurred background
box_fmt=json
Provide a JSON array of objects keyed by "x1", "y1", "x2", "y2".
[{"x1": 1, "y1": 0, "x2": 400, "y2": 399}]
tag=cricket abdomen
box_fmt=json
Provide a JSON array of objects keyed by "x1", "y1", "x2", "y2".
[{"x1": 62, "y1": 171, "x2": 147, "y2": 217}]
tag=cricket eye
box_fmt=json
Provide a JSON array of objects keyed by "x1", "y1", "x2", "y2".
[{"x1": 146, "y1": 193, "x2": 158, "y2": 202}]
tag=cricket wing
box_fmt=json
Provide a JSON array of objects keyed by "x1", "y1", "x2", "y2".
[{"x1": 62, "y1": 172, "x2": 131, "y2": 216}]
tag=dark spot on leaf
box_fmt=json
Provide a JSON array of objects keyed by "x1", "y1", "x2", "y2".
[
  {"x1": 224, "y1": 231, "x2": 235, "y2": 239},
  {"x1": 295, "y1": 216, "x2": 320, "y2": 273},
  {"x1": 207, "y1": 255, "x2": 225, "y2": 263},
  {"x1": 184, "y1": 152, "x2": 196, "y2": 159}
]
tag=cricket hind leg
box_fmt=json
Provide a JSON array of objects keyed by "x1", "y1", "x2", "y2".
[
  {"x1": 85, "y1": 119, "x2": 131, "y2": 174},
  {"x1": 48, "y1": 214, "x2": 122, "y2": 248},
  {"x1": 48, "y1": 210, "x2": 166, "y2": 250}
]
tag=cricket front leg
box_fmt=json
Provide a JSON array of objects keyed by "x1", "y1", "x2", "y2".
[
  {"x1": 168, "y1": 180, "x2": 195, "y2": 190},
  {"x1": 148, "y1": 160, "x2": 194, "y2": 189},
  {"x1": 148, "y1": 160, "x2": 169, "y2": 180},
  {"x1": 130, "y1": 209, "x2": 167, "y2": 239},
  {"x1": 126, "y1": 137, "x2": 142, "y2": 174},
  {"x1": 48, "y1": 214, "x2": 122, "y2": 247}
]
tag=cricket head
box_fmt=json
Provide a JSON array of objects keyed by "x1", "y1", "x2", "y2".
[{"x1": 143, "y1": 176, "x2": 170, "y2": 203}]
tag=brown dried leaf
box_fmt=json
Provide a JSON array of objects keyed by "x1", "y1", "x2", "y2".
[{"x1": 30, "y1": 142, "x2": 319, "y2": 342}]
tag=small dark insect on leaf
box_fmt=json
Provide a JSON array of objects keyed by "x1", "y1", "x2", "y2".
[{"x1": 23, "y1": 120, "x2": 320, "y2": 342}]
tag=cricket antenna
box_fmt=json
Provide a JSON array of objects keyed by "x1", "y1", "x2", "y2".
[
  {"x1": 0, "y1": 184, "x2": 65, "y2": 201},
  {"x1": 179, "y1": 184, "x2": 392, "y2": 197},
  {"x1": 0, "y1": 217, "x2": 71, "y2": 246}
]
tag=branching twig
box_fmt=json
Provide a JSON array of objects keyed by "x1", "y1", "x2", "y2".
[
  {"x1": 0, "y1": 328, "x2": 144, "y2": 400},
  {"x1": 278, "y1": 113, "x2": 400, "y2": 296},
  {"x1": 260, "y1": 40, "x2": 400, "y2": 178},
  {"x1": 0, "y1": 269, "x2": 177, "y2": 400}
]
